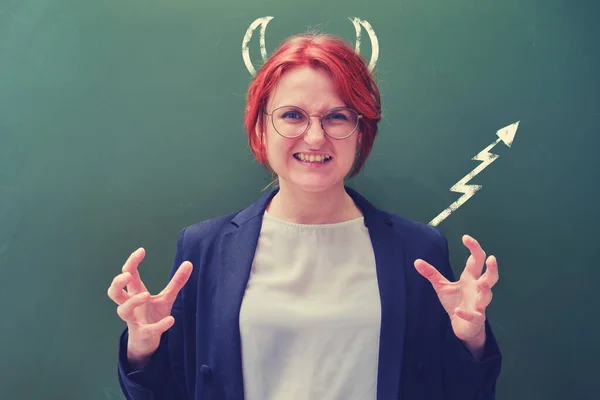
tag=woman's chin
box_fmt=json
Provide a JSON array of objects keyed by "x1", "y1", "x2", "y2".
[{"x1": 284, "y1": 175, "x2": 343, "y2": 193}]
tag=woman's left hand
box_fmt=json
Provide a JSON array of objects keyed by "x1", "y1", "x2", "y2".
[{"x1": 414, "y1": 234, "x2": 499, "y2": 347}]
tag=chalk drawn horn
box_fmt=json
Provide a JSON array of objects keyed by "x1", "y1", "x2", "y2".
[
  {"x1": 349, "y1": 17, "x2": 379, "y2": 72},
  {"x1": 242, "y1": 16, "x2": 274, "y2": 76},
  {"x1": 242, "y1": 17, "x2": 378, "y2": 76}
]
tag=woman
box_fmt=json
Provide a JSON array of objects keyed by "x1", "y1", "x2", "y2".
[{"x1": 108, "y1": 33, "x2": 502, "y2": 400}]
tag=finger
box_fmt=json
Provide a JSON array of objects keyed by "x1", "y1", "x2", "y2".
[
  {"x1": 475, "y1": 280, "x2": 493, "y2": 312},
  {"x1": 159, "y1": 262, "x2": 193, "y2": 301},
  {"x1": 455, "y1": 307, "x2": 486, "y2": 326},
  {"x1": 116, "y1": 291, "x2": 150, "y2": 323},
  {"x1": 107, "y1": 272, "x2": 132, "y2": 305},
  {"x1": 462, "y1": 235, "x2": 486, "y2": 277},
  {"x1": 121, "y1": 248, "x2": 149, "y2": 295},
  {"x1": 132, "y1": 316, "x2": 176, "y2": 338},
  {"x1": 481, "y1": 255, "x2": 499, "y2": 288},
  {"x1": 414, "y1": 259, "x2": 450, "y2": 291}
]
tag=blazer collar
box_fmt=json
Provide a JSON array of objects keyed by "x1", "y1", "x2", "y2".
[
  {"x1": 228, "y1": 185, "x2": 392, "y2": 227},
  {"x1": 215, "y1": 186, "x2": 406, "y2": 400}
]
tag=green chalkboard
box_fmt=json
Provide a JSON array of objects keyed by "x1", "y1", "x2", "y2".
[{"x1": 1, "y1": 0, "x2": 598, "y2": 399}]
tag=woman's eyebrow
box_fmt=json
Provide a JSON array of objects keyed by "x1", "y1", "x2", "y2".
[{"x1": 274, "y1": 103, "x2": 348, "y2": 112}]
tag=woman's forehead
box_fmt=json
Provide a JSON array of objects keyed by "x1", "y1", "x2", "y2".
[{"x1": 267, "y1": 68, "x2": 346, "y2": 111}]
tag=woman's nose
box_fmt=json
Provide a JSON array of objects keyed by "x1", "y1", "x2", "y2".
[{"x1": 303, "y1": 118, "x2": 327, "y2": 147}]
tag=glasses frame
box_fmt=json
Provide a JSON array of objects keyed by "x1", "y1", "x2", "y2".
[{"x1": 264, "y1": 105, "x2": 363, "y2": 140}]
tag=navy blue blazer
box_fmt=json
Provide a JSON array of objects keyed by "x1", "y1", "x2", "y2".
[{"x1": 117, "y1": 186, "x2": 502, "y2": 400}]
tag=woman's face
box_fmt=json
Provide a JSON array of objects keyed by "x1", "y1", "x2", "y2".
[{"x1": 261, "y1": 66, "x2": 360, "y2": 193}]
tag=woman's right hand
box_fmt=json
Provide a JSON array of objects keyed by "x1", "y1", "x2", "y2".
[{"x1": 107, "y1": 248, "x2": 193, "y2": 368}]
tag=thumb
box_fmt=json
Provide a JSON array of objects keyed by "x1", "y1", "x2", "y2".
[
  {"x1": 160, "y1": 261, "x2": 193, "y2": 301},
  {"x1": 414, "y1": 259, "x2": 449, "y2": 292},
  {"x1": 130, "y1": 315, "x2": 175, "y2": 339}
]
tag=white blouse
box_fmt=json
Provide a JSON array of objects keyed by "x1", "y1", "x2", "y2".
[{"x1": 239, "y1": 210, "x2": 381, "y2": 400}]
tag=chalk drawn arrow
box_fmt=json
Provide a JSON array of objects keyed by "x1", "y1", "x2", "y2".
[{"x1": 428, "y1": 121, "x2": 520, "y2": 227}]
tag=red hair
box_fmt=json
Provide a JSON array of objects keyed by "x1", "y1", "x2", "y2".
[{"x1": 244, "y1": 33, "x2": 382, "y2": 178}]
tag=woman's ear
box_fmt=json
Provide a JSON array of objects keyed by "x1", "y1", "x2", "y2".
[{"x1": 255, "y1": 123, "x2": 264, "y2": 141}]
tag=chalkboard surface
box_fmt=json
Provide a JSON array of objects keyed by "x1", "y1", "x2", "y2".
[{"x1": 1, "y1": 0, "x2": 599, "y2": 399}]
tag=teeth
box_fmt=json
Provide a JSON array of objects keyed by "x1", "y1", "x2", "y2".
[{"x1": 297, "y1": 153, "x2": 330, "y2": 162}]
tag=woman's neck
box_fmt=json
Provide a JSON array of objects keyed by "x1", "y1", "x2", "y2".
[{"x1": 265, "y1": 182, "x2": 363, "y2": 224}]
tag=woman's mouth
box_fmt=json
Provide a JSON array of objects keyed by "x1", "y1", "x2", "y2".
[{"x1": 293, "y1": 153, "x2": 332, "y2": 164}]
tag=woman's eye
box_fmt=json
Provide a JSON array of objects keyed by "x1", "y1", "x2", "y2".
[
  {"x1": 282, "y1": 112, "x2": 303, "y2": 120},
  {"x1": 326, "y1": 113, "x2": 348, "y2": 121}
]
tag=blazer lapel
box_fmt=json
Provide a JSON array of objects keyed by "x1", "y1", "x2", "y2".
[
  {"x1": 346, "y1": 187, "x2": 407, "y2": 400},
  {"x1": 214, "y1": 189, "x2": 278, "y2": 400}
]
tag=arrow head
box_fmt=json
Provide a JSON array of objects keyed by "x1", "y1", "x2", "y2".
[{"x1": 496, "y1": 121, "x2": 520, "y2": 147}]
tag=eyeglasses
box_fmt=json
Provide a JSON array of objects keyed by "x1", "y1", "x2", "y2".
[{"x1": 264, "y1": 106, "x2": 362, "y2": 140}]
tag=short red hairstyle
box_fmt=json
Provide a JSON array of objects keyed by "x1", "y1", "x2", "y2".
[{"x1": 244, "y1": 33, "x2": 382, "y2": 178}]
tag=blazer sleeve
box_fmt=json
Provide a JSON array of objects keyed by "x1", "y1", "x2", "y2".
[
  {"x1": 436, "y1": 231, "x2": 503, "y2": 400},
  {"x1": 117, "y1": 228, "x2": 190, "y2": 400}
]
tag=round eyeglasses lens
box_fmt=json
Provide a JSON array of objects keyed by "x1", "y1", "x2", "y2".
[
  {"x1": 321, "y1": 108, "x2": 359, "y2": 139},
  {"x1": 271, "y1": 107, "x2": 309, "y2": 138}
]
